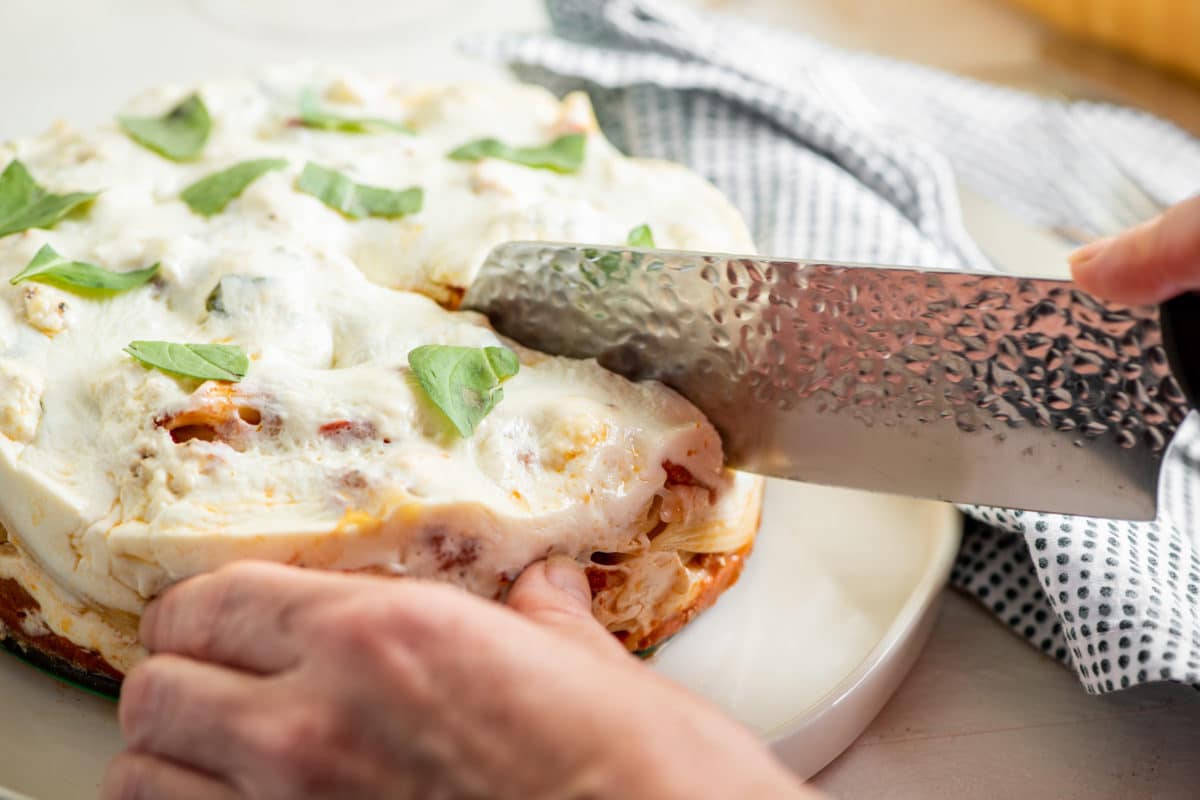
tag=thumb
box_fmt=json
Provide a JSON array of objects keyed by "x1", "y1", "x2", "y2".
[
  {"x1": 506, "y1": 556, "x2": 624, "y2": 657},
  {"x1": 1070, "y1": 194, "x2": 1200, "y2": 305}
]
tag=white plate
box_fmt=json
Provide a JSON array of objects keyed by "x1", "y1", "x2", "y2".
[
  {"x1": 654, "y1": 481, "x2": 960, "y2": 778},
  {"x1": 0, "y1": 480, "x2": 958, "y2": 797}
]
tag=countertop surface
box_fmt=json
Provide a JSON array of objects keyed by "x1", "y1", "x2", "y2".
[
  {"x1": 815, "y1": 591, "x2": 1200, "y2": 798},
  {"x1": 4, "y1": 1, "x2": 1200, "y2": 797}
]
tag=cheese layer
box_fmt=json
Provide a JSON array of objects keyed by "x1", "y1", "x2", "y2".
[{"x1": 0, "y1": 67, "x2": 759, "y2": 669}]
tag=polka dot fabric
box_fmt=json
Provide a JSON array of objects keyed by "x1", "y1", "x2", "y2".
[
  {"x1": 952, "y1": 518, "x2": 1072, "y2": 667},
  {"x1": 964, "y1": 414, "x2": 1200, "y2": 692},
  {"x1": 470, "y1": 0, "x2": 1200, "y2": 693}
]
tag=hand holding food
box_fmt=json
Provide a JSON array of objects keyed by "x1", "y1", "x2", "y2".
[
  {"x1": 103, "y1": 560, "x2": 813, "y2": 800},
  {"x1": 0, "y1": 74, "x2": 762, "y2": 685}
]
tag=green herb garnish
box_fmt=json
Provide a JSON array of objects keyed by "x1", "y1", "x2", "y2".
[
  {"x1": 0, "y1": 160, "x2": 96, "y2": 239},
  {"x1": 10, "y1": 245, "x2": 158, "y2": 294},
  {"x1": 119, "y1": 93, "x2": 211, "y2": 161},
  {"x1": 626, "y1": 224, "x2": 655, "y2": 248},
  {"x1": 125, "y1": 341, "x2": 248, "y2": 382},
  {"x1": 297, "y1": 88, "x2": 411, "y2": 134},
  {"x1": 408, "y1": 345, "x2": 519, "y2": 437},
  {"x1": 181, "y1": 159, "x2": 288, "y2": 216},
  {"x1": 296, "y1": 163, "x2": 423, "y2": 220},
  {"x1": 447, "y1": 132, "x2": 586, "y2": 174}
]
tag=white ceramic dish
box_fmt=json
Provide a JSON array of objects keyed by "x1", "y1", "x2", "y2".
[
  {"x1": 654, "y1": 480, "x2": 960, "y2": 779},
  {"x1": 0, "y1": 479, "x2": 959, "y2": 797}
]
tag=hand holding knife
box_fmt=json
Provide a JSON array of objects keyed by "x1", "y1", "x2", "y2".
[{"x1": 466, "y1": 197, "x2": 1200, "y2": 521}]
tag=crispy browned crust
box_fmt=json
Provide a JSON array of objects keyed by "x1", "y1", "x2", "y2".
[
  {"x1": 439, "y1": 284, "x2": 466, "y2": 310},
  {"x1": 1, "y1": 495, "x2": 757, "y2": 688},
  {"x1": 627, "y1": 544, "x2": 752, "y2": 653},
  {"x1": 0, "y1": 577, "x2": 123, "y2": 686},
  {"x1": 587, "y1": 472, "x2": 763, "y2": 654},
  {"x1": 2, "y1": 537, "x2": 755, "y2": 688}
]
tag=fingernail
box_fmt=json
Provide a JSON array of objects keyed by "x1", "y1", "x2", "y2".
[
  {"x1": 1069, "y1": 236, "x2": 1117, "y2": 272},
  {"x1": 544, "y1": 555, "x2": 592, "y2": 607}
]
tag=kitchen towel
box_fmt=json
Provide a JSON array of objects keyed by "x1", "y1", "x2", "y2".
[{"x1": 466, "y1": 0, "x2": 1200, "y2": 693}]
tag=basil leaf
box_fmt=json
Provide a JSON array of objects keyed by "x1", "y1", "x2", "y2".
[
  {"x1": 10, "y1": 244, "x2": 158, "y2": 294},
  {"x1": 298, "y1": 88, "x2": 412, "y2": 134},
  {"x1": 581, "y1": 247, "x2": 623, "y2": 288},
  {"x1": 580, "y1": 245, "x2": 663, "y2": 288},
  {"x1": 447, "y1": 133, "x2": 586, "y2": 174},
  {"x1": 408, "y1": 345, "x2": 520, "y2": 437},
  {"x1": 181, "y1": 158, "x2": 288, "y2": 216},
  {"x1": 119, "y1": 94, "x2": 211, "y2": 161},
  {"x1": 626, "y1": 224, "x2": 655, "y2": 248},
  {"x1": 296, "y1": 163, "x2": 423, "y2": 220},
  {"x1": 0, "y1": 160, "x2": 97, "y2": 239},
  {"x1": 125, "y1": 341, "x2": 248, "y2": 382}
]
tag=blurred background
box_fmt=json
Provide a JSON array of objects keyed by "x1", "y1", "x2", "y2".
[
  {"x1": 723, "y1": 0, "x2": 1200, "y2": 135},
  {"x1": 3, "y1": 0, "x2": 1198, "y2": 138},
  {"x1": 735, "y1": 0, "x2": 1200, "y2": 135}
]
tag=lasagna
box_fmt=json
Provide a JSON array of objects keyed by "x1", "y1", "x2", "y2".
[{"x1": 0, "y1": 67, "x2": 763, "y2": 684}]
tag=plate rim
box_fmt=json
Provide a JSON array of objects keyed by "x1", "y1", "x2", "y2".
[{"x1": 766, "y1": 498, "x2": 962, "y2": 776}]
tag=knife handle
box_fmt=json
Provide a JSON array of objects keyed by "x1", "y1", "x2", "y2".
[{"x1": 1161, "y1": 293, "x2": 1199, "y2": 409}]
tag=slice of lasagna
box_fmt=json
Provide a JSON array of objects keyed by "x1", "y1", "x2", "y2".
[{"x1": 0, "y1": 67, "x2": 763, "y2": 683}]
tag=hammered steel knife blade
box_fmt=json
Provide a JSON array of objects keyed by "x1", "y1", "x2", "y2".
[{"x1": 464, "y1": 243, "x2": 1199, "y2": 520}]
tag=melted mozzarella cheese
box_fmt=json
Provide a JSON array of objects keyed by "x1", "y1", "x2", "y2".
[{"x1": 0, "y1": 67, "x2": 760, "y2": 667}]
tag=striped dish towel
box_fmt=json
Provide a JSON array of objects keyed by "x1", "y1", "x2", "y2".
[{"x1": 465, "y1": 0, "x2": 1200, "y2": 694}]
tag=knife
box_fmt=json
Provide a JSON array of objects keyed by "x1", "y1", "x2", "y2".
[{"x1": 463, "y1": 243, "x2": 1198, "y2": 520}]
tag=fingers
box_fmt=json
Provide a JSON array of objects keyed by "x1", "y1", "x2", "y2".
[
  {"x1": 1070, "y1": 194, "x2": 1200, "y2": 305},
  {"x1": 141, "y1": 561, "x2": 342, "y2": 673},
  {"x1": 505, "y1": 557, "x2": 625, "y2": 657},
  {"x1": 120, "y1": 653, "x2": 265, "y2": 777},
  {"x1": 102, "y1": 752, "x2": 238, "y2": 800}
]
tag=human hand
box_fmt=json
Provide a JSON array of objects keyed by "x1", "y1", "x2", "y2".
[
  {"x1": 102, "y1": 559, "x2": 815, "y2": 800},
  {"x1": 1070, "y1": 194, "x2": 1200, "y2": 305}
]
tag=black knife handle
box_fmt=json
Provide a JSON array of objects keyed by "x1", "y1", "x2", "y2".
[{"x1": 1161, "y1": 293, "x2": 1199, "y2": 410}]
